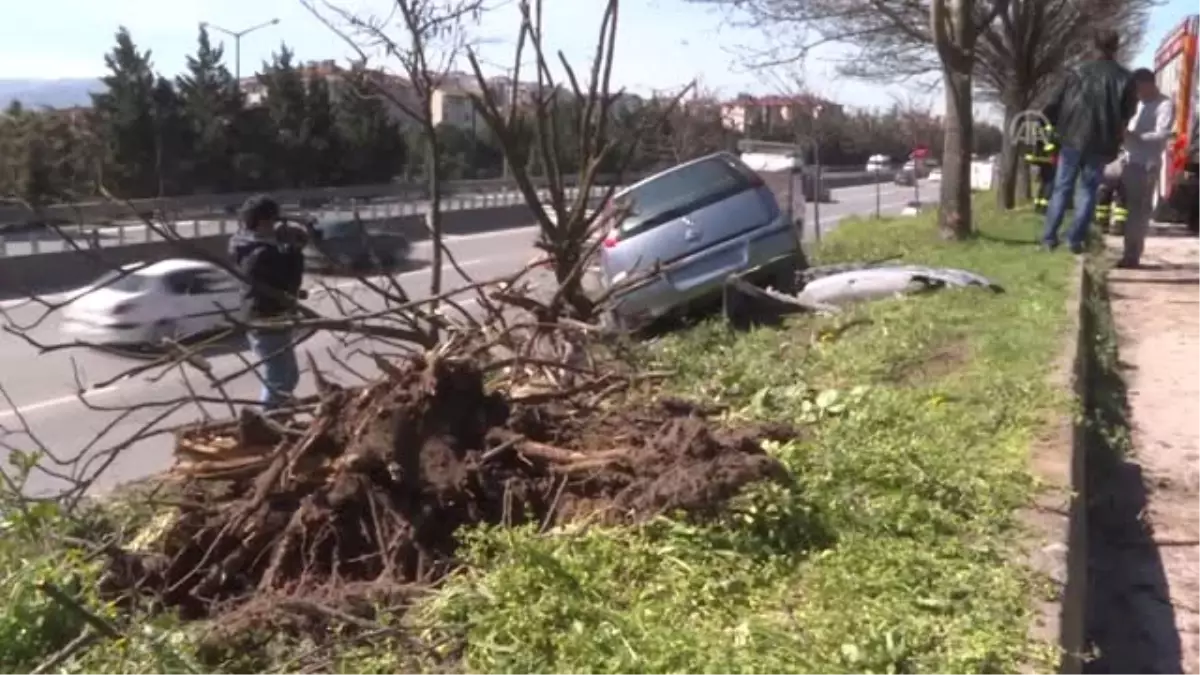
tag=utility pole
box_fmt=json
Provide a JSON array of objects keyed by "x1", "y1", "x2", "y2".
[
  {"x1": 199, "y1": 18, "x2": 281, "y2": 91},
  {"x1": 812, "y1": 104, "x2": 824, "y2": 242}
]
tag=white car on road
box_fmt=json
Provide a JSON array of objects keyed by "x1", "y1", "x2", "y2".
[{"x1": 61, "y1": 259, "x2": 243, "y2": 346}]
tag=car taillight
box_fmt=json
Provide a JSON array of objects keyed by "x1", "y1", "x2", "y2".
[{"x1": 602, "y1": 230, "x2": 620, "y2": 248}]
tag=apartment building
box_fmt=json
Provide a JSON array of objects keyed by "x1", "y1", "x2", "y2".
[{"x1": 719, "y1": 94, "x2": 843, "y2": 133}]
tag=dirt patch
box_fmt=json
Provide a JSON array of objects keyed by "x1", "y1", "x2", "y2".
[
  {"x1": 887, "y1": 338, "x2": 971, "y2": 386},
  {"x1": 100, "y1": 356, "x2": 796, "y2": 626},
  {"x1": 1085, "y1": 228, "x2": 1199, "y2": 673}
]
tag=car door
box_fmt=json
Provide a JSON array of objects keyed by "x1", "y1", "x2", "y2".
[
  {"x1": 189, "y1": 268, "x2": 243, "y2": 332},
  {"x1": 160, "y1": 269, "x2": 203, "y2": 332}
]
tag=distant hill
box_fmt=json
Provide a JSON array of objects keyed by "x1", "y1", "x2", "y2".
[{"x1": 0, "y1": 78, "x2": 105, "y2": 110}]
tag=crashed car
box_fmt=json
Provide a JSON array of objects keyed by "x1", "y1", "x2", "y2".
[
  {"x1": 597, "y1": 151, "x2": 804, "y2": 330},
  {"x1": 302, "y1": 215, "x2": 412, "y2": 273}
]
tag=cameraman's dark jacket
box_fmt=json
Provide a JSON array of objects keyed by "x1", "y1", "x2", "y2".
[
  {"x1": 229, "y1": 231, "x2": 305, "y2": 319},
  {"x1": 1043, "y1": 59, "x2": 1137, "y2": 163}
]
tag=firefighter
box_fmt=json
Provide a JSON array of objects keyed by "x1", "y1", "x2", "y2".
[
  {"x1": 1094, "y1": 157, "x2": 1129, "y2": 235},
  {"x1": 1024, "y1": 122, "x2": 1058, "y2": 213}
]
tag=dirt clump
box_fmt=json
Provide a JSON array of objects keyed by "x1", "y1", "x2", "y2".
[{"x1": 102, "y1": 356, "x2": 795, "y2": 619}]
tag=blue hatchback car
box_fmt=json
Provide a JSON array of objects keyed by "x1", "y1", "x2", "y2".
[{"x1": 597, "y1": 151, "x2": 805, "y2": 330}]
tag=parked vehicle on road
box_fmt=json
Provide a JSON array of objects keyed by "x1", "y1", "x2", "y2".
[
  {"x1": 597, "y1": 151, "x2": 803, "y2": 330},
  {"x1": 302, "y1": 215, "x2": 413, "y2": 273},
  {"x1": 60, "y1": 259, "x2": 243, "y2": 345},
  {"x1": 928, "y1": 168, "x2": 943, "y2": 182},
  {"x1": 865, "y1": 154, "x2": 892, "y2": 174},
  {"x1": 894, "y1": 169, "x2": 918, "y2": 186}
]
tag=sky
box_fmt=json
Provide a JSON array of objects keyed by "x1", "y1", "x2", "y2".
[{"x1": 0, "y1": 0, "x2": 1196, "y2": 112}]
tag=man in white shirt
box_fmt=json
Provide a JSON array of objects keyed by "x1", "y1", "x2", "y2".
[{"x1": 1118, "y1": 68, "x2": 1176, "y2": 268}]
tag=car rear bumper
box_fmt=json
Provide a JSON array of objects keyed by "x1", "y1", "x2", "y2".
[{"x1": 604, "y1": 214, "x2": 799, "y2": 327}]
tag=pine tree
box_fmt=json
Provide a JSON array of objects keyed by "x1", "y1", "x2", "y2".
[
  {"x1": 303, "y1": 73, "x2": 339, "y2": 186},
  {"x1": 176, "y1": 27, "x2": 240, "y2": 192},
  {"x1": 90, "y1": 27, "x2": 160, "y2": 198},
  {"x1": 150, "y1": 76, "x2": 188, "y2": 197},
  {"x1": 256, "y1": 45, "x2": 309, "y2": 188},
  {"x1": 334, "y1": 67, "x2": 406, "y2": 185}
]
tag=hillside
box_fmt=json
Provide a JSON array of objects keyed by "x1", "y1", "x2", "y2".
[{"x1": 0, "y1": 78, "x2": 103, "y2": 109}]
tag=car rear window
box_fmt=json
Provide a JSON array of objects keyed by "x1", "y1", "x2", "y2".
[{"x1": 613, "y1": 155, "x2": 759, "y2": 240}]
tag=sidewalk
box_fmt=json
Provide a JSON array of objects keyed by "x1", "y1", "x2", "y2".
[{"x1": 1089, "y1": 224, "x2": 1199, "y2": 673}]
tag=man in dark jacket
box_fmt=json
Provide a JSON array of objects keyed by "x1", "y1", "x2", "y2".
[
  {"x1": 1039, "y1": 29, "x2": 1138, "y2": 253},
  {"x1": 229, "y1": 194, "x2": 308, "y2": 410}
]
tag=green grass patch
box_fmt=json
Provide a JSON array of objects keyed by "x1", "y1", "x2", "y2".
[
  {"x1": 421, "y1": 200, "x2": 1077, "y2": 673},
  {"x1": 0, "y1": 200, "x2": 1079, "y2": 673}
]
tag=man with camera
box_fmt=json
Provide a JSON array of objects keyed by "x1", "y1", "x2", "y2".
[{"x1": 229, "y1": 194, "x2": 317, "y2": 410}]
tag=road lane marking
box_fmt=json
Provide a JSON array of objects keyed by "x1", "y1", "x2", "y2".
[{"x1": 0, "y1": 384, "x2": 123, "y2": 421}]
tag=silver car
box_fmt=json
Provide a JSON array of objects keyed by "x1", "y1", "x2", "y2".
[{"x1": 597, "y1": 151, "x2": 804, "y2": 330}]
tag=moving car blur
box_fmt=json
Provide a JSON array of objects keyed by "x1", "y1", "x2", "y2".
[
  {"x1": 302, "y1": 215, "x2": 413, "y2": 273},
  {"x1": 60, "y1": 259, "x2": 242, "y2": 346},
  {"x1": 597, "y1": 151, "x2": 803, "y2": 330}
]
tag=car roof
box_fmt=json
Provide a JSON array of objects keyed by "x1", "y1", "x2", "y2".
[
  {"x1": 119, "y1": 258, "x2": 224, "y2": 277},
  {"x1": 614, "y1": 151, "x2": 742, "y2": 199}
]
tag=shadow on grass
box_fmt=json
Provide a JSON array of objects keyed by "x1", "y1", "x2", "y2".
[
  {"x1": 1080, "y1": 264, "x2": 1183, "y2": 674},
  {"x1": 973, "y1": 231, "x2": 1042, "y2": 246}
]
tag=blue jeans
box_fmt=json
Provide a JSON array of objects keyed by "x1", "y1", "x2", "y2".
[
  {"x1": 1041, "y1": 146, "x2": 1106, "y2": 248},
  {"x1": 247, "y1": 328, "x2": 300, "y2": 409}
]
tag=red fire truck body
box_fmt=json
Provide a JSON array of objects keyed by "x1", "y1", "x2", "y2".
[{"x1": 1152, "y1": 14, "x2": 1198, "y2": 228}]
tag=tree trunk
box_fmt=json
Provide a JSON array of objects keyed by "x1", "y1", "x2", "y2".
[
  {"x1": 938, "y1": 66, "x2": 974, "y2": 239},
  {"x1": 425, "y1": 132, "x2": 443, "y2": 299},
  {"x1": 997, "y1": 102, "x2": 1022, "y2": 210}
]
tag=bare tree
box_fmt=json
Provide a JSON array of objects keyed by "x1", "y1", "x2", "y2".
[
  {"x1": 649, "y1": 87, "x2": 738, "y2": 165},
  {"x1": 976, "y1": 0, "x2": 1155, "y2": 209},
  {"x1": 301, "y1": 0, "x2": 485, "y2": 301},
  {"x1": 462, "y1": 0, "x2": 693, "y2": 319},
  {"x1": 694, "y1": 0, "x2": 1011, "y2": 237}
]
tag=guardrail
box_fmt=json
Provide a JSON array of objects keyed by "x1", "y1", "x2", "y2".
[
  {"x1": 0, "y1": 165, "x2": 878, "y2": 225},
  {"x1": 0, "y1": 167, "x2": 888, "y2": 260}
]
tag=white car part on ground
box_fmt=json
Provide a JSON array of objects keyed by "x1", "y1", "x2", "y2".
[{"x1": 792, "y1": 265, "x2": 1002, "y2": 308}]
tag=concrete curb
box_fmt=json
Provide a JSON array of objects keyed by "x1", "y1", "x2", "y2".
[{"x1": 1026, "y1": 256, "x2": 1091, "y2": 673}]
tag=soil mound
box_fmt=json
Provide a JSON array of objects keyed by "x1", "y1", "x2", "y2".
[{"x1": 104, "y1": 356, "x2": 795, "y2": 618}]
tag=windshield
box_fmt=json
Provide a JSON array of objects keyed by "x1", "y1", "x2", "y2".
[
  {"x1": 615, "y1": 155, "x2": 756, "y2": 239},
  {"x1": 91, "y1": 270, "x2": 152, "y2": 293}
]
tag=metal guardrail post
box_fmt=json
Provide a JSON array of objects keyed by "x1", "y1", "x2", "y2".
[
  {"x1": 0, "y1": 235, "x2": 6, "y2": 257},
  {"x1": 118, "y1": 222, "x2": 126, "y2": 246},
  {"x1": 30, "y1": 232, "x2": 39, "y2": 255}
]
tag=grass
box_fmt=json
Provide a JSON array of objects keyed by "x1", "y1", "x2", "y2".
[
  {"x1": 418, "y1": 199, "x2": 1078, "y2": 673},
  {"x1": 0, "y1": 198, "x2": 1079, "y2": 673}
]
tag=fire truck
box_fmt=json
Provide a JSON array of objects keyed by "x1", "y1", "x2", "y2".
[{"x1": 1151, "y1": 14, "x2": 1199, "y2": 232}]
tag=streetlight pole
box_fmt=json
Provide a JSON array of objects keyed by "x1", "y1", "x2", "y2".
[
  {"x1": 199, "y1": 18, "x2": 281, "y2": 90},
  {"x1": 811, "y1": 104, "x2": 824, "y2": 242}
]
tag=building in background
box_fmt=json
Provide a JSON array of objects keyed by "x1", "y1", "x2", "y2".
[{"x1": 719, "y1": 94, "x2": 844, "y2": 133}]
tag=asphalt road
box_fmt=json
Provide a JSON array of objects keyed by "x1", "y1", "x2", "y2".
[{"x1": 0, "y1": 180, "x2": 930, "y2": 496}]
